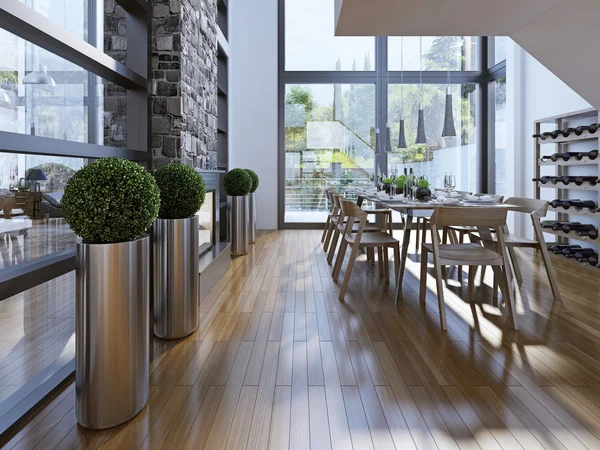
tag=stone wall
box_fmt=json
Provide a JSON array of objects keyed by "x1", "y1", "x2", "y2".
[{"x1": 151, "y1": 0, "x2": 218, "y2": 170}]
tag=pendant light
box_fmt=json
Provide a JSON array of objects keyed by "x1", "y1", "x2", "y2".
[
  {"x1": 23, "y1": 64, "x2": 56, "y2": 88},
  {"x1": 415, "y1": 37, "x2": 427, "y2": 145},
  {"x1": 385, "y1": 60, "x2": 393, "y2": 152},
  {"x1": 397, "y1": 37, "x2": 407, "y2": 149},
  {"x1": 442, "y1": 37, "x2": 457, "y2": 137},
  {"x1": 374, "y1": 128, "x2": 380, "y2": 156}
]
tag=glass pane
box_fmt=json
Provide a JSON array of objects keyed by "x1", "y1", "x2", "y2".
[
  {"x1": 388, "y1": 37, "x2": 478, "y2": 71},
  {"x1": 284, "y1": 84, "x2": 375, "y2": 223},
  {"x1": 285, "y1": 0, "x2": 375, "y2": 71},
  {"x1": 0, "y1": 271, "x2": 75, "y2": 410},
  {"x1": 0, "y1": 28, "x2": 127, "y2": 147},
  {"x1": 494, "y1": 37, "x2": 508, "y2": 65},
  {"x1": 493, "y1": 77, "x2": 506, "y2": 194},
  {"x1": 387, "y1": 83, "x2": 478, "y2": 194},
  {"x1": 0, "y1": 153, "x2": 86, "y2": 271}
]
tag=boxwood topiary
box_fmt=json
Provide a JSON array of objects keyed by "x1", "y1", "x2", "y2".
[
  {"x1": 62, "y1": 157, "x2": 160, "y2": 244},
  {"x1": 153, "y1": 163, "x2": 206, "y2": 219},
  {"x1": 223, "y1": 168, "x2": 252, "y2": 196},
  {"x1": 244, "y1": 169, "x2": 259, "y2": 193}
]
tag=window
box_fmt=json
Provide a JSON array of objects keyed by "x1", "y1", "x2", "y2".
[
  {"x1": 492, "y1": 77, "x2": 506, "y2": 194},
  {"x1": 284, "y1": 0, "x2": 375, "y2": 71},
  {"x1": 493, "y1": 37, "x2": 508, "y2": 66},
  {"x1": 387, "y1": 83, "x2": 478, "y2": 193},
  {"x1": 388, "y1": 36, "x2": 478, "y2": 71},
  {"x1": 284, "y1": 83, "x2": 375, "y2": 222}
]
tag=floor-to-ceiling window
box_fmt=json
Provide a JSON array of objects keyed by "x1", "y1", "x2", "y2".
[
  {"x1": 487, "y1": 37, "x2": 508, "y2": 194},
  {"x1": 0, "y1": 0, "x2": 149, "y2": 432},
  {"x1": 279, "y1": 0, "x2": 498, "y2": 227}
]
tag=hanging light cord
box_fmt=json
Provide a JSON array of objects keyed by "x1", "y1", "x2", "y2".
[
  {"x1": 419, "y1": 37, "x2": 423, "y2": 102},
  {"x1": 400, "y1": 37, "x2": 404, "y2": 113}
]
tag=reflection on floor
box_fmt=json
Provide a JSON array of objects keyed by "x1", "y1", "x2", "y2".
[
  {"x1": 0, "y1": 218, "x2": 75, "y2": 270},
  {"x1": 4, "y1": 230, "x2": 600, "y2": 449},
  {"x1": 0, "y1": 272, "x2": 75, "y2": 408}
]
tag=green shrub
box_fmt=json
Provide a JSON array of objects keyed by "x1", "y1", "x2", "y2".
[
  {"x1": 382, "y1": 177, "x2": 392, "y2": 184},
  {"x1": 224, "y1": 168, "x2": 252, "y2": 196},
  {"x1": 62, "y1": 157, "x2": 160, "y2": 244},
  {"x1": 154, "y1": 163, "x2": 206, "y2": 219},
  {"x1": 244, "y1": 169, "x2": 259, "y2": 193},
  {"x1": 395, "y1": 175, "x2": 407, "y2": 187},
  {"x1": 417, "y1": 179, "x2": 430, "y2": 189}
]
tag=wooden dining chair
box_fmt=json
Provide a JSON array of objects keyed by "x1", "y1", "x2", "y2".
[
  {"x1": 326, "y1": 193, "x2": 391, "y2": 266},
  {"x1": 334, "y1": 198, "x2": 400, "y2": 300},
  {"x1": 489, "y1": 197, "x2": 561, "y2": 301},
  {"x1": 419, "y1": 207, "x2": 518, "y2": 331},
  {"x1": 323, "y1": 190, "x2": 341, "y2": 253},
  {"x1": 321, "y1": 188, "x2": 334, "y2": 244}
]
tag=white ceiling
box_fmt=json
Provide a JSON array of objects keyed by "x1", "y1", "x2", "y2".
[{"x1": 335, "y1": 0, "x2": 600, "y2": 110}]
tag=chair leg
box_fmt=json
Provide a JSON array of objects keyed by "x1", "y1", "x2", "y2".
[
  {"x1": 507, "y1": 247, "x2": 523, "y2": 283},
  {"x1": 323, "y1": 221, "x2": 335, "y2": 252},
  {"x1": 419, "y1": 246, "x2": 428, "y2": 303},
  {"x1": 339, "y1": 243, "x2": 360, "y2": 300},
  {"x1": 415, "y1": 218, "x2": 421, "y2": 253},
  {"x1": 499, "y1": 264, "x2": 518, "y2": 330},
  {"x1": 332, "y1": 239, "x2": 348, "y2": 282},
  {"x1": 492, "y1": 274, "x2": 499, "y2": 307},
  {"x1": 367, "y1": 248, "x2": 375, "y2": 265},
  {"x1": 458, "y1": 232, "x2": 465, "y2": 283},
  {"x1": 383, "y1": 247, "x2": 389, "y2": 283},
  {"x1": 327, "y1": 228, "x2": 340, "y2": 265},
  {"x1": 433, "y1": 257, "x2": 448, "y2": 330},
  {"x1": 393, "y1": 244, "x2": 400, "y2": 284},
  {"x1": 468, "y1": 266, "x2": 476, "y2": 303},
  {"x1": 442, "y1": 227, "x2": 448, "y2": 244},
  {"x1": 538, "y1": 243, "x2": 561, "y2": 300},
  {"x1": 377, "y1": 247, "x2": 384, "y2": 277},
  {"x1": 321, "y1": 216, "x2": 331, "y2": 243}
]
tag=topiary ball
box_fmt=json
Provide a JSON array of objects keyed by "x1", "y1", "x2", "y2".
[
  {"x1": 244, "y1": 169, "x2": 259, "y2": 193},
  {"x1": 62, "y1": 157, "x2": 160, "y2": 244},
  {"x1": 153, "y1": 163, "x2": 206, "y2": 219},
  {"x1": 223, "y1": 168, "x2": 252, "y2": 196}
]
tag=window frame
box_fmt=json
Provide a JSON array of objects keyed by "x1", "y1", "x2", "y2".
[{"x1": 278, "y1": 0, "x2": 504, "y2": 228}]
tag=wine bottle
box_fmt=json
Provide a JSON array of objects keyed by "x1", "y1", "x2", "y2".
[
  {"x1": 562, "y1": 246, "x2": 584, "y2": 256},
  {"x1": 549, "y1": 199, "x2": 563, "y2": 209},
  {"x1": 533, "y1": 176, "x2": 563, "y2": 184},
  {"x1": 578, "y1": 255, "x2": 599, "y2": 266},
  {"x1": 577, "y1": 229, "x2": 598, "y2": 239},
  {"x1": 574, "y1": 249, "x2": 598, "y2": 259},
  {"x1": 577, "y1": 150, "x2": 599, "y2": 160},
  {"x1": 589, "y1": 123, "x2": 599, "y2": 133},
  {"x1": 541, "y1": 220, "x2": 569, "y2": 230},
  {"x1": 561, "y1": 176, "x2": 598, "y2": 186},
  {"x1": 561, "y1": 223, "x2": 595, "y2": 233},
  {"x1": 550, "y1": 244, "x2": 581, "y2": 254},
  {"x1": 541, "y1": 152, "x2": 577, "y2": 162},
  {"x1": 561, "y1": 199, "x2": 597, "y2": 210},
  {"x1": 575, "y1": 125, "x2": 589, "y2": 135}
]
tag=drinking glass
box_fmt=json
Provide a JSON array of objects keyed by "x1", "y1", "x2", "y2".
[{"x1": 448, "y1": 173, "x2": 456, "y2": 191}]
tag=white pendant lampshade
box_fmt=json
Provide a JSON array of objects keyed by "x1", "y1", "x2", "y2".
[{"x1": 23, "y1": 64, "x2": 56, "y2": 88}]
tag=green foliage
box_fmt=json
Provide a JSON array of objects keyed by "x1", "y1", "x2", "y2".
[
  {"x1": 62, "y1": 157, "x2": 160, "y2": 244},
  {"x1": 382, "y1": 177, "x2": 392, "y2": 184},
  {"x1": 395, "y1": 175, "x2": 407, "y2": 187},
  {"x1": 224, "y1": 168, "x2": 252, "y2": 196},
  {"x1": 417, "y1": 179, "x2": 430, "y2": 189},
  {"x1": 154, "y1": 163, "x2": 206, "y2": 219},
  {"x1": 244, "y1": 169, "x2": 259, "y2": 193}
]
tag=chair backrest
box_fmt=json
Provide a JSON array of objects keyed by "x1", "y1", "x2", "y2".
[
  {"x1": 339, "y1": 198, "x2": 367, "y2": 236},
  {"x1": 429, "y1": 207, "x2": 507, "y2": 228},
  {"x1": 503, "y1": 197, "x2": 549, "y2": 217}
]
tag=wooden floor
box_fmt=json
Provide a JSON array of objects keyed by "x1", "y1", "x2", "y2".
[{"x1": 3, "y1": 229, "x2": 600, "y2": 450}]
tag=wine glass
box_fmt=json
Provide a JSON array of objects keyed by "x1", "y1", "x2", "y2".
[
  {"x1": 447, "y1": 173, "x2": 456, "y2": 192},
  {"x1": 444, "y1": 173, "x2": 451, "y2": 193}
]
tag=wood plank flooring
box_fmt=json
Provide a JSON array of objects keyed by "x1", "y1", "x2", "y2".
[{"x1": 3, "y1": 229, "x2": 600, "y2": 449}]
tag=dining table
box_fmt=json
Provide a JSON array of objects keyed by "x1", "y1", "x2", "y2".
[{"x1": 352, "y1": 189, "x2": 519, "y2": 304}]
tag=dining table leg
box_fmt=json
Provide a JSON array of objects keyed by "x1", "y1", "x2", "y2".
[{"x1": 395, "y1": 210, "x2": 412, "y2": 305}]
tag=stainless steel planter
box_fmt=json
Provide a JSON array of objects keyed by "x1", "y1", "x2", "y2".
[
  {"x1": 228, "y1": 195, "x2": 249, "y2": 256},
  {"x1": 152, "y1": 216, "x2": 199, "y2": 339},
  {"x1": 76, "y1": 236, "x2": 149, "y2": 430},
  {"x1": 248, "y1": 192, "x2": 256, "y2": 244}
]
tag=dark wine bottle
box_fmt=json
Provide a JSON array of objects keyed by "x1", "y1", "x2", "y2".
[
  {"x1": 578, "y1": 255, "x2": 599, "y2": 266},
  {"x1": 562, "y1": 176, "x2": 598, "y2": 186},
  {"x1": 541, "y1": 220, "x2": 566, "y2": 229},
  {"x1": 550, "y1": 244, "x2": 581, "y2": 254},
  {"x1": 577, "y1": 229, "x2": 598, "y2": 239},
  {"x1": 589, "y1": 123, "x2": 599, "y2": 133},
  {"x1": 561, "y1": 199, "x2": 597, "y2": 210},
  {"x1": 541, "y1": 152, "x2": 577, "y2": 162},
  {"x1": 562, "y1": 246, "x2": 584, "y2": 257},
  {"x1": 562, "y1": 223, "x2": 595, "y2": 233},
  {"x1": 533, "y1": 176, "x2": 562, "y2": 184},
  {"x1": 575, "y1": 125, "x2": 589, "y2": 135},
  {"x1": 574, "y1": 249, "x2": 598, "y2": 259},
  {"x1": 577, "y1": 150, "x2": 599, "y2": 160}
]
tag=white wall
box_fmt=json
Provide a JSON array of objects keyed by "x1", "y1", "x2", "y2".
[
  {"x1": 511, "y1": 41, "x2": 592, "y2": 236},
  {"x1": 229, "y1": 0, "x2": 279, "y2": 230}
]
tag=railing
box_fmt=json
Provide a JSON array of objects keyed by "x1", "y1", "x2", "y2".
[{"x1": 285, "y1": 176, "x2": 371, "y2": 211}]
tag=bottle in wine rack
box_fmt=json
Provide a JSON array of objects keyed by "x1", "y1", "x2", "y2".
[
  {"x1": 550, "y1": 244, "x2": 581, "y2": 254},
  {"x1": 533, "y1": 176, "x2": 563, "y2": 184},
  {"x1": 561, "y1": 199, "x2": 597, "y2": 210},
  {"x1": 541, "y1": 152, "x2": 579, "y2": 162},
  {"x1": 576, "y1": 229, "x2": 598, "y2": 239},
  {"x1": 562, "y1": 246, "x2": 585, "y2": 257},
  {"x1": 578, "y1": 255, "x2": 599, "y2": 266},
  {"x1": 561, "y1": 223, "x2": 596, "y2": 233},
  {"x1": 574, "y1": 249, "x2": 598, "y2": 259},
  {"x1": 561, "y1": 176, "x2": 598, "y2": 186},
  {"x1": 541, "y1": 221, "x2": 570, "y2": 230},
  {"x1": 577, "y1": 150, "x2": 599, "y2": 160}
]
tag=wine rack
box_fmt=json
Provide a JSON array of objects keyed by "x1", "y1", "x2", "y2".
[{"x1": 534, "y1": 108, "x2": 599, "y2": 268}]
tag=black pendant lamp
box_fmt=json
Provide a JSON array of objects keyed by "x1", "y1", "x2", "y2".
[
  {"x1": 415, "y1": 37, "x2": 427, "y2": 145},
  {"x1": 397, "y1": 37, "x2": 407, "y2": 149},
  {"x1": 385, "y1": 126, "x2": 393, "y2": 152},
  {"x1": 442, "y1": 37, "x2": 457, "y2": 137},
  {"x1": 374, "y1": 128, "x2": 380, "y2": 156}
]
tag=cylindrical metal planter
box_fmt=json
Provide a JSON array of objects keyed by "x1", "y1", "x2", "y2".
[
  {"x1": 76, "y1": 236, "x2": 149, "y2": 430},
  {"x1": 228, "y1": 195, "x2": 249, "y2": 256},
  {"x1": 152, "y1": 216, "x2": 200, "y2": 339},
  {"x1": 248, "y1": 192, "x2": 256, "y2": 244}
]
